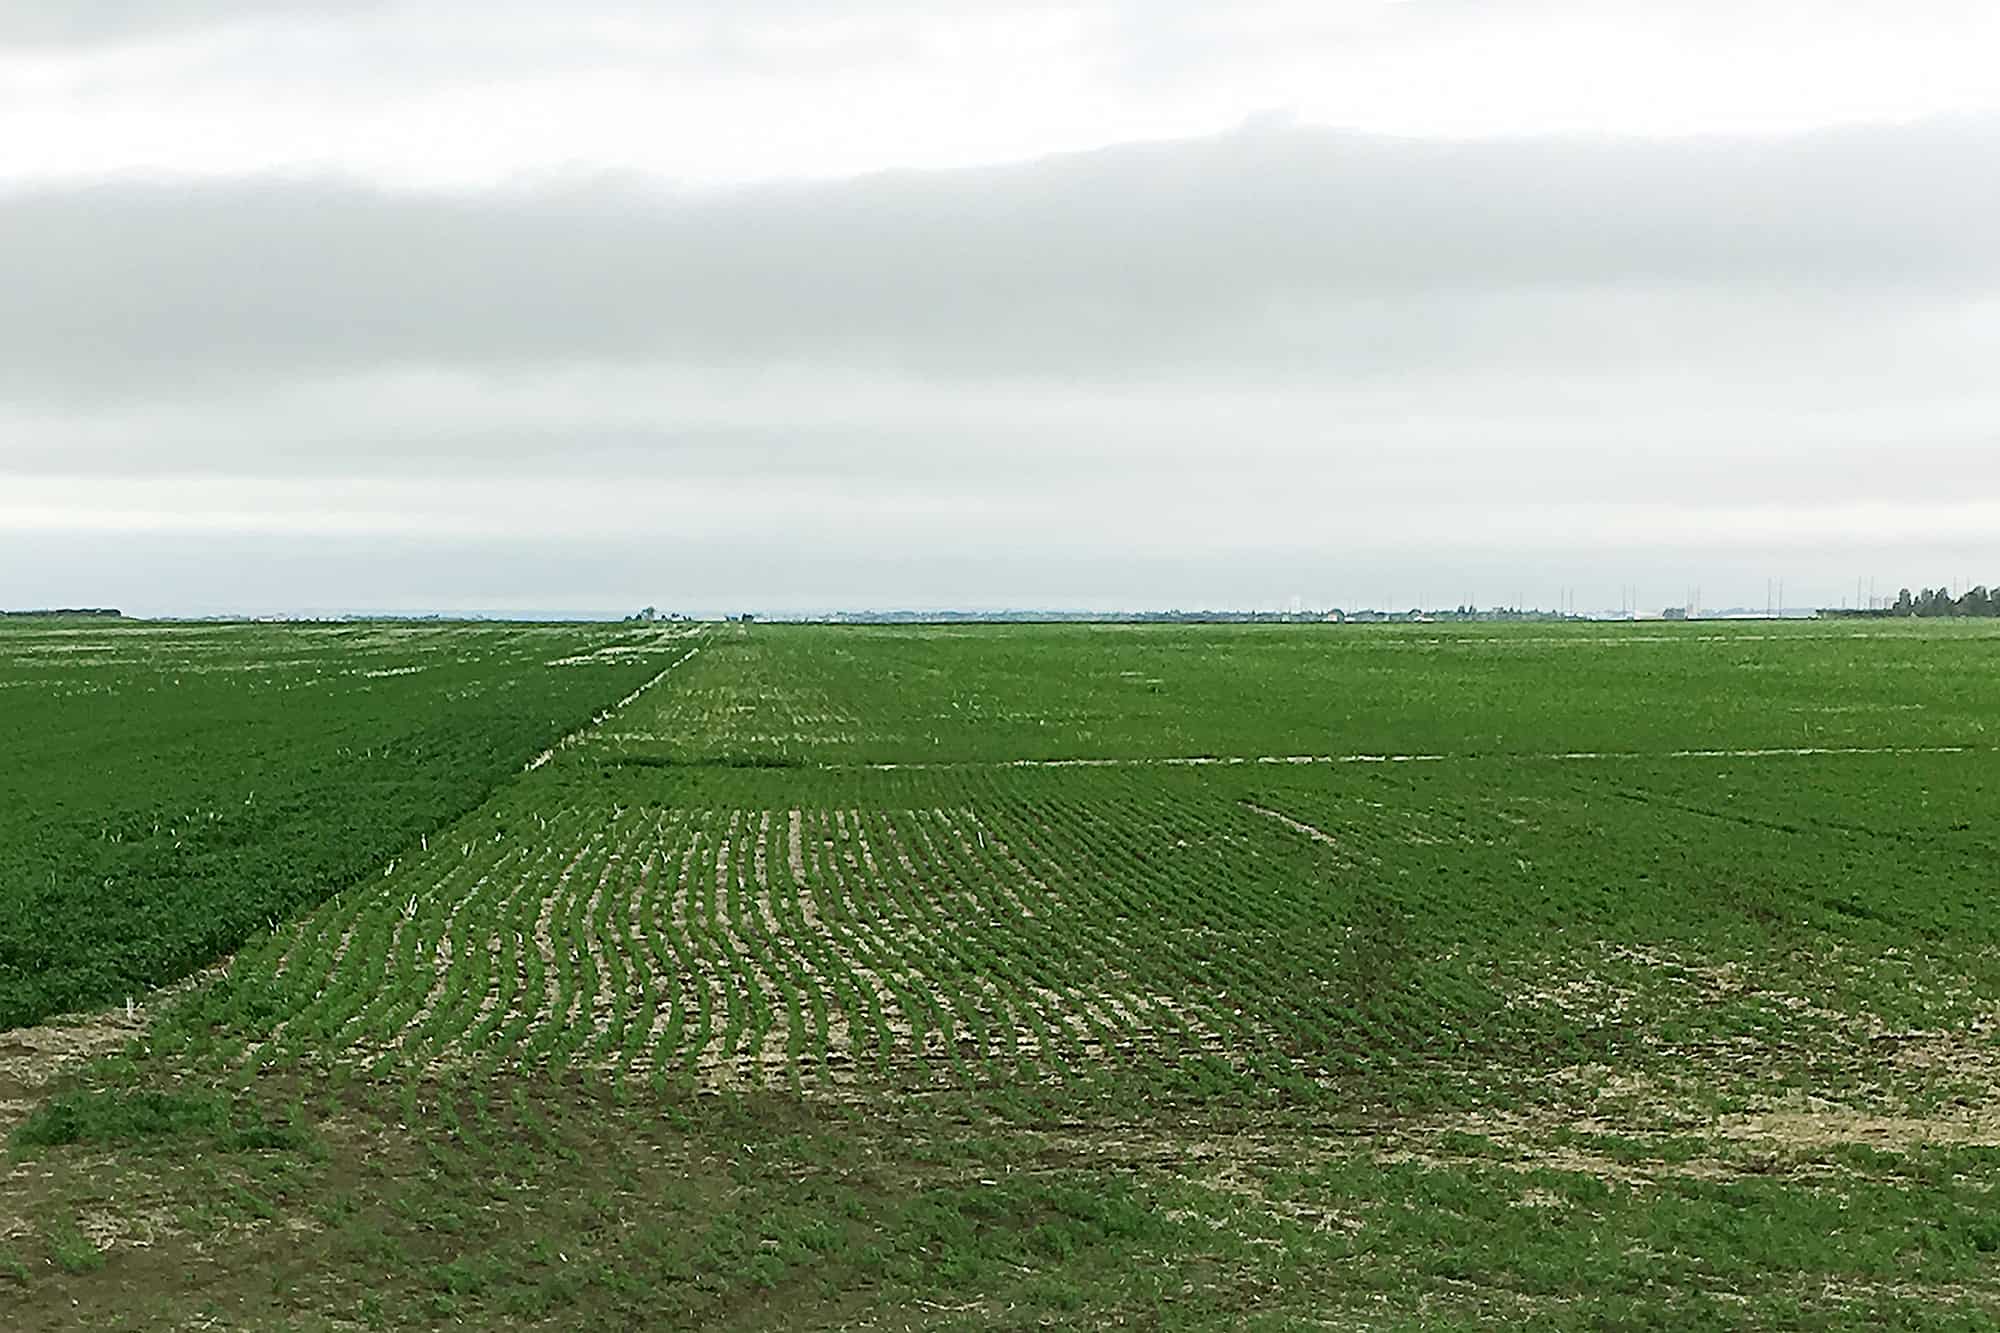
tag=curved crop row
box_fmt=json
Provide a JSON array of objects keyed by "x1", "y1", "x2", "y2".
[{"x1": 180, "y1": 784, "x2": 1364, "y2": 1093}]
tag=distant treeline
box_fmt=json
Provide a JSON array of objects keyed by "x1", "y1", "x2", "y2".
[
  {"x1": 0, "y1": 608, "x2": 122, "y2": 619},
  {"x1": 1823, "y1": 587, "x2": 1999, "y2": 618}
]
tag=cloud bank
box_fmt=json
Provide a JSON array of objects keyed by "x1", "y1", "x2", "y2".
[{"x1": 3, "y1": 4, "x2": 1996, "y2": 613}]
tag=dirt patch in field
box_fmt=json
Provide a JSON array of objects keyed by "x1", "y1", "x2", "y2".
[
  {"x1": 1030, "y1": 1086, "x2": 2000, "y2": 1203},
  {"x1": 0, "y1": 964, "x2": 230, "y2": 1138},
  {"x1": 1715, "y1": 1106, "x2": 2000, "y2": 1151},
  {"x1": 74, "y1": 1201, "x2": 186, "y2": 1253},
  {"x1": 0, "y1": 1019, "x2": 142, "y2": 1140},
  {"x1": 1380, "y1": 1059, "x2": 2000, "y2": 1187},
  {"x1": 1494, "y1": 942, "x2": 1985, "y2": 1062}
]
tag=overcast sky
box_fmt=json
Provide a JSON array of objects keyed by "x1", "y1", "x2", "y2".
[{"x1": 4, "y1": 1, "x2": 1997, "y2": 615}]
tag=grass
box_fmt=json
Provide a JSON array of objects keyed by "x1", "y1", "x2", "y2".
[
  {"x1": 14, "y1": 1090, "x2": 227, "y2": 1148},
  {"x1": 41, "y1": 1219, "x2": 103, "y2": 1277},
  {"x1": 11, "y1": 1071, "x2": 2000, "y2": 1328},
  {"x1": 6, "y1": 619, "x2": 2000, "y2": 1328}
]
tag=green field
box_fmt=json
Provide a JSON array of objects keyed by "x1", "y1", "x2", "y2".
[
  {"x1": 0, "y1": 619, "x2": 701, "y2": 1026},
  {"x1": 7, "y1": 620, "x2": 2000, "y2": 1329}
]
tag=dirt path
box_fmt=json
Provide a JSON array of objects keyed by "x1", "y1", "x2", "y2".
[{"x1": 852, "y1": 743, "x2": 1988, "y2": 772}]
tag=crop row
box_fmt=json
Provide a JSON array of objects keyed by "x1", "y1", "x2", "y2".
[
  {"x1": 167, "y1": 761, "x2": 1569, "y2": 1094},
  {"x1": 160, "y1": 736, "x2": 2000, "y2": 1102},
  {"x1": 183, "y1": 805, "x2": 1197, "y2": 1090}
]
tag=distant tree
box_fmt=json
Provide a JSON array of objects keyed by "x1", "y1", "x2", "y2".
[
  {"x1": 1820, "y1": 582, "x2": 2000, "y2": 618},
  {"x1": 1914, "y1": 587, "x2": 1956, "y2": 617}
]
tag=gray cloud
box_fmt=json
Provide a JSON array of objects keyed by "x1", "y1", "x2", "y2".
[
  {"x1": 0, "y1": 0, "x2": 384, "y2": 44},
  {"x1": 6, "y1": 115, "x2": 1999, "y2": 613},
  {"x1": 0, "y1": 0, "x2": 948, "y2": 47},
  {"x1": 3, "y1": 117, "x2": 1994, "y2": 407}
]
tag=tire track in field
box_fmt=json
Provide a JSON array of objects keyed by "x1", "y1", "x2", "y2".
[
  {"x1": 850, "y1": 743, "x2": 1988, "y2": 772},
  {"x1": 1241, "y1": 802, "x2": 1348, "y2": 855},
  {"x1": 524, "y1": 634, "x2": 705, "y2": 771}
]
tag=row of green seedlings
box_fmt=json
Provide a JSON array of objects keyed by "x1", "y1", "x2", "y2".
[
  {"x1": 746, "y1": 798, "x2": 1308, "y2": 1091},
  {"x1": 185, "y1": 790, "x2": 980, "y2": 1086},
  {"x1": 1229, "y1": 767, "x2": 1664, "y2": 1082},
  {"x1": 590, "y1": 803, "x2": 1059, "y2": 1091},
  {"x1": 359, "y1": 803, "x2": 627, "y2": 1077},
  {"x1": 142, "y1": 796, "x2": 552, "y2": 1078},
  {"x1": 563, "y1": 800, "x2": 1143, "y2": 1091},
  {"x1": 770, "y1": 807, "x2": 989, "y2": 1088},
  {"x1": 197, "y1": 803, "x2": 882, "y2": 1087},
  {"x1": 364, "y1": 807, "x2": 609, "y2": 1076},
  {"x1": 956, "y1": 775, "x2": 1293, "y2": 1094},
  {"x1": 503, "y1": 790, "x2": 1307, "y2": 1091},
  {"x1": 586, "y1": 776, "x2": 1337, "y2": 1093},
  {"x1": 171, "y1": 809, "x2": 565, "y2": 1076},
  {"x1": 876, "y1": 797, "x2": 1209, "y2": 1084},
  {"x1": 223, "y1": 793, "x2": 1220, "y2": 1090},
  {"x1": 235, "y1": 800, "x2": 661, "y2": 1079},
  {"x1": 536, "y1": 802, "x2": 930, "y2": 1089},
  {"x1": 178, "y1": 773, "x2": 1498, "y2": 1095},
  {"x1": 787, "y1": 804, "x2": 1082, "y2": 1088},
  {"x1": 960, "y1": 771, "x2": 1477, "y2": 1092}
]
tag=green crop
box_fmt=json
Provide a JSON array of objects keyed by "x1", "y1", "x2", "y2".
[
  {"x1": 0, "y1": 618, "x2": 705, "y2": 1025},
  {"x1": 137, "y1": 618, "x2": 2000, "y2": 1108},
  {"x1": 15, "y1": 617, "x2": 2000, "y2": 1330}
]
